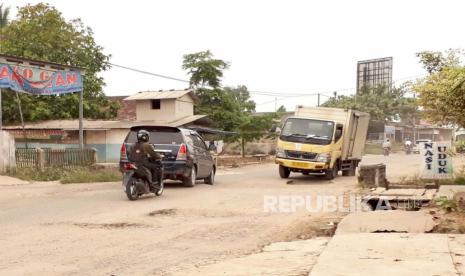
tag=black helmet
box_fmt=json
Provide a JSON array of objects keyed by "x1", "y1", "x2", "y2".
[{"x1": 137, "y1": 130, "x2": 150, "y2": 143}]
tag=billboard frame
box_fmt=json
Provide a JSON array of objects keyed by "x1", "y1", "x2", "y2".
[{"x1": 356, "y1": 57, "x2": 393, "y2": 94}]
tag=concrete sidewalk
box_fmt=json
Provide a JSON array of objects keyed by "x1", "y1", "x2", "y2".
[{"x1": 309, "y1": 233, "x2": 465, "y2": 276}]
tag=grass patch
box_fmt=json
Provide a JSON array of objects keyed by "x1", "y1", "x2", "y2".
[
  {"x1": 364, "y1": 143, "x2": 384, "y2": 155},
  {"x1": 7, "y1": 167, "x2": 122, "y2": 184},
  {"x1": 61, "y1": 168, "x2": 122, "y2": 184},
  {"x1": 364, "y1": 142, "x2": 405, "y2": 155}
]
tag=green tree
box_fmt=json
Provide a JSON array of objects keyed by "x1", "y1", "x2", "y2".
[
  {"x1": 0, "y1": 3, "x2": 9, "y2": 29},
  {"x1": 237, "y1": 112, "x2": 277, "y2": 157},
  {"x1": 416, "y1": 49, "x2": 463, "y2": 74},
  {"x1": 182, "y1": 50, "x2": 229, "y2": 89},
  {"x1": 322, "y1": 85, "x2": 417, "y2": 123},
  {"x1": 413, "y1": 49, "x2": 465, "y2": 127},
  {"x1": 0, "y1": 3, "x2": 118, "y2": 124},
  {"x1": 183, "y1": 51, "x2": 276, "y2": 156},
  {"x1": 276, "y1": 105, "x2": 287, "y2": 113}
]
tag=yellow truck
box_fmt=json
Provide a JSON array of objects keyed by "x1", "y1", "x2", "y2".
[{"x1": 275, "y1": 106, "x2": 369, "y2": 180}]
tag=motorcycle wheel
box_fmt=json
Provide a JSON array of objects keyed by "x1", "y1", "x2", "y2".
[{"x1": 126, "y1": 178, "x2": 139, "y2": 201}]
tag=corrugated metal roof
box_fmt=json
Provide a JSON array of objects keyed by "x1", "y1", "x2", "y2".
[
  {"x1": 167, "y1": 115, "x2": 206, "y2": 127},
  {"x1": 124, "y1": 89, "x2": 198, "y2": 102},
  {"x1": 3, "y1": 120, "x2": 119, "y2": 130},
  {"x1": 3, "y1": 115, "x2": 207, "y2": 130}
]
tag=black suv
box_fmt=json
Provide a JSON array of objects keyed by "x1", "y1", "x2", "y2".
[{"x1": 120, "y1": 126, "x2": 216, "y2": 187}]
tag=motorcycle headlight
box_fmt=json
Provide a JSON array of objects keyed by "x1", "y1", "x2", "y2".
[
  {"x1": 276, "y1": 148, "x2": 286, "y2": 158},
  {"x1": 316, "y1": 153, "x2": 330, "y2": 163}
]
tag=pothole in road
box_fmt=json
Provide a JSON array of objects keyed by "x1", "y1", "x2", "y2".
[
  {"x1": 72, "y1": 222, "x2": 149, "y2": 229},
  {"x1": 43, "y1": 221, "x2": 150, "y2": 229},
  {"x1": 278, "y1": 217, "x2": 341, "y2": 242},
  {"x1": 148, "y1": 208, "x2": 178, "y2": 216},
  {"x1": 148, "y1": 208, "x2": 245, "y2": 218}
]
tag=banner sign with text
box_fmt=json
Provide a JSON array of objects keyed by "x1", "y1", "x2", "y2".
[
  {"x1": 420, "y1": 141, "x2": 453, "y2": 179},
  {"x1": 0, "y1": 63, "x2": 83, "y2": 95}
]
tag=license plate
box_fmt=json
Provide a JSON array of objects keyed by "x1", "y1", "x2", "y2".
[{"x1": 291, "y1": 161, "x2": 308, "y2": 168}]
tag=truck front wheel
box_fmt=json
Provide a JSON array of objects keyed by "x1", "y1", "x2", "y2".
[
  {"x1": 279, "y1": 165, "x2": 290, "y2": 178},
  {"x1": 324, "y1": 165, "x2": 338, "y2": 180}
]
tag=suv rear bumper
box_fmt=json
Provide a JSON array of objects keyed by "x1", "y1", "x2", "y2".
[{"x1": 120, "y1": 160, "x2": 193, "y2": 180}]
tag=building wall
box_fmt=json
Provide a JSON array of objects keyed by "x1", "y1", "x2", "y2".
[
  {"x1": 136, "y1": 99, "x2": 177, "y2": 121},
  {"x1": 105, "y1": 129, "x2": 128, "y2": 163},
  {"x1": 14, "y1": 129, "x2": 129, "y2": 163},
  {"x1": 176, "y1": 95, "x2": 194, "y2": 118},
  {"x1": 86, "y1": 130, "x2": 106, "y2": 144},
  {"x1": 85, "y1": 129, "x2": 127, "y2": 163},
  {"x1": 0, "y1": 131, "x2": 16, "y2": 172}
]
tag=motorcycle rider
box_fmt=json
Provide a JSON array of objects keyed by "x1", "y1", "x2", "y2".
[
  {"x1": 404, "y1": 139, "x2": 413, "y2": 153},
  {"x1": 382, "y1": 138, "x2": 391, "y2": 156},
  {"x1": 129, "y1": 130, "x2": 163, "y2": 189}
]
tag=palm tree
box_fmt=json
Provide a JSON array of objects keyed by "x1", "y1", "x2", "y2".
[{"x1": 0, "y1": 3, "x2": 10, "y2": 29}]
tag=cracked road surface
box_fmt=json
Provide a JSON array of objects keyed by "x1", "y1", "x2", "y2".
[{"x1": 0, "y1": 154, "x2": 446, "y2": 275}]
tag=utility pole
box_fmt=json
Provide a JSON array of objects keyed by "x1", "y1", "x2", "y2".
[
  {"x1": 79, "y1": 89, "x2": 84, "y2": 149},
  {"x1": 412, "y1": 92, "x2": 416, "y2": 143},
  {"x1": 317, "y1": 93, "x2": 320, "y2": 107},
  {"x1": 274, "y1": 96, "x2": 277, "y2": 112},
  {"x1": 0, "y1": 88, "x2": 2, "y2": 131}
]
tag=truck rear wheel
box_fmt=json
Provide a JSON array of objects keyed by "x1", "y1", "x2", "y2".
[
  {"x1": 342, "y1": 167, "x2": 356, "y2": 176},
  {"x1": 279, "y1": 165, "x2": 290, "y2": 178},
  {"x1": 342, "y1": 161, "x2": 357, "y2": 176}
]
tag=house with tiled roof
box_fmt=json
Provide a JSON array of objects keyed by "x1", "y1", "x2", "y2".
[{"x1": 5, "y1": 89, "x2": 210, "y2": 162}]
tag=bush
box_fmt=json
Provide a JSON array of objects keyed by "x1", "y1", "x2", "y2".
[
  {"x1": 456, "y1": 140, "x2": 465, "y2": 153},
  {"x1": 455, "y1": 176, "x2": 465, "y2": 185},
  {"x1": 435, "y1": 197, "x2": 458, "y2": 213},
  {"x1": 364, "y1": 143, "x2": 383, "y2": 155}
]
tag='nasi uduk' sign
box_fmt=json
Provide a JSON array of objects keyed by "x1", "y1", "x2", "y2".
[
  {"x1": 0, "y1": 63, "x2": 83, "y2": 95},
  {"x1": 420, "y1": 141, "x2": 453, "y2": 179}
]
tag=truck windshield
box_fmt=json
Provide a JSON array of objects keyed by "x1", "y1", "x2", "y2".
[{"x1": 280, "y1": 118, "x2": 334, "y2": 145}]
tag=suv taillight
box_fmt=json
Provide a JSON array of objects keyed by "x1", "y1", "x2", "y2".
[
  {"x1": 120, "y1": 143, "x2": 128, "y2": 160},
  {"x1": 177, "y1": 143, "x2": 187, "y2": 160}
]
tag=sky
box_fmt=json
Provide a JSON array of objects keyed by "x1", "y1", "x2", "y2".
[{"x1": 3, "y1": 0, "x2": 464, "y2": 111}]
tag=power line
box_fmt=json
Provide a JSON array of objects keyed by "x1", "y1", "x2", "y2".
[
  {"x1": 109, "y1": 62, "x2": 425, "y2": 106},
  {"x1": 109, "y1": 63, "x2": 190, "y2": 84}
]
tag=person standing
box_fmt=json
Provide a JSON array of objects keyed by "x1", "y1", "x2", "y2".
[{"x1": 382, "y1": 138, "x2": 391, "y2": 156}]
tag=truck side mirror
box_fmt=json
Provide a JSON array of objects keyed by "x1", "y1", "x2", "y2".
[
  {"x1": 275, "y1": 127, "x2": 282, "y2": 134},
  {"x1": 335, "y1": 124, "x2": 343, "y2": 141}
]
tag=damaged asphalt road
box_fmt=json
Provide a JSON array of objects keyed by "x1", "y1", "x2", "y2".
[{"x1": 0, "y1": 154, "x2": 462, "y2": 275}]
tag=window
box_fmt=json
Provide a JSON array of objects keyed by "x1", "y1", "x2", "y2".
[
  {"x1": 191, "y1": 134, "x2": 207, "y2": 150},
  {"x1": 151, "y1": 99, "x2": 161, "y2": 109},
  {"x1": 280, "y1": 118, "x2": 334, "y2": 145},
  {"x1": 126, "y1": 128, "x2": 183, "y2": 144},
  {"x1": 335, "y1": 124, "x2": 343, "y2": 141}
]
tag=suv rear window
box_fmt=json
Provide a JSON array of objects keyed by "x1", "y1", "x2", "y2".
[{"x1": 126, "y1": 128, "x2": 184, "y2": 144}]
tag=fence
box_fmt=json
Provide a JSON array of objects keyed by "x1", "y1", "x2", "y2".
[{"x1": 15, "y1": 148, "x2": 97, "y2": 169}]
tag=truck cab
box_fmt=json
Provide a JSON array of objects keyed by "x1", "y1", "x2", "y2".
[{"x1": 275, "y1": 106, "x2": 369, "y2": 180}]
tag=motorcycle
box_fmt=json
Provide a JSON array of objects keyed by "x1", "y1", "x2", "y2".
[
  {"x1": 122, "y1": 161, "x2": 164, "y2": 200},
  {"x1": 404, "y1": 144, "x2": 412, "y2": 155}
]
